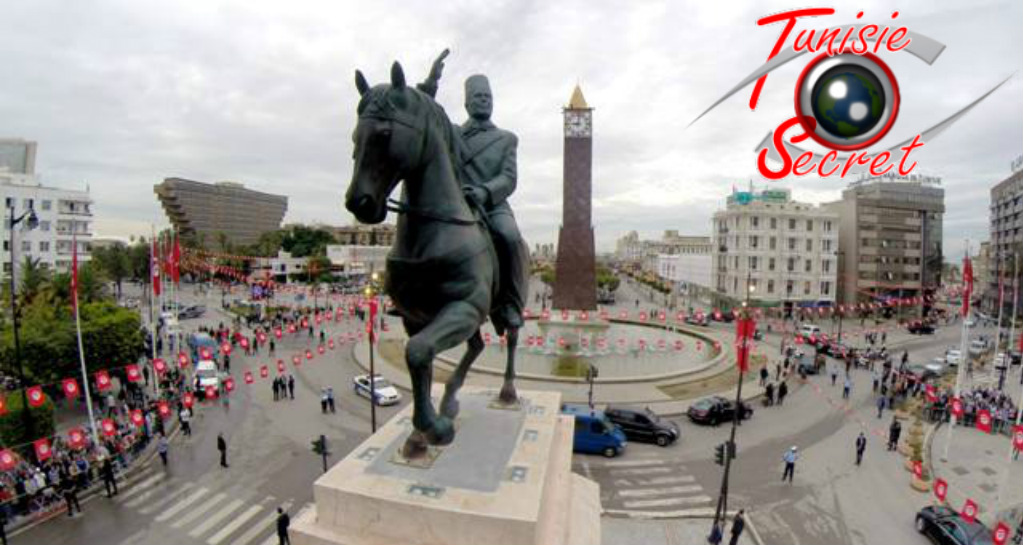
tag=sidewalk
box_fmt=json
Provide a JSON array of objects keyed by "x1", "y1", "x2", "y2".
[
  {"x1": 603, "y1": 514, "x2": 761, "y2": 545},
  {"x1": 931, "y1": 422, "x2": 1023, "y2": 525}
]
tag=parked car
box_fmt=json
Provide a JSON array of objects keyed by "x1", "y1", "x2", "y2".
[
  {"x1": 964, "y1": 318, "x2": 977, "y2": 328},
  {"x1": 927, "y1": 357, "x2": 952, "y2": 376},
  {"x1": 178, "y1": 305, "x2": 206, "y2": 320},
  {"x1": 686, "y1": 396, "x2": 753, "y2": 426},
  {"x1": 685, "y1": 314, "x2": 709, "y2": 327},
  {"x1": 605, "y1": 406, "x2": 680, "y2": 447},
  {"x1": 907, "y1": 321, "x2": 936, "y2": 335},
  {"x1": 945, "y1": 349, "x2": 962, "y2": 367},
  {"x1": 968, "y1": 339, "x2": 990, "y2": 358},
  {"x1": 352, "y1": 374, "x2": 402, "y2": 406},
  {"x1": 562, "y1": 405, "x2": 627, "y2": 457},
  {"x1": 915, "y1": 505, "x2": 994, "y2": 545}
]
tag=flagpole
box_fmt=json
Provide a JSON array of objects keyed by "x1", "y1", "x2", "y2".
[
  {"x1": 993, "y1": 260, "x2": 1006, "y2": 375},
  {"x1": 150, "y1": 226, "x2": 158, "y2": 371},
  {"x1": 943, "y1": 242, "x2": 971, "y2": 462},
  {"x1": 72, "y1": 233, "x2": 100, "y2": 445}
]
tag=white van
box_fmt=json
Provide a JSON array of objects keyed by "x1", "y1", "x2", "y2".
[
  {"x1": 800, "y1": 324, "x2": 821, "y2": 338},
  {"x1": 195, "y1": 360, "x2": 221, "y2": 390}
]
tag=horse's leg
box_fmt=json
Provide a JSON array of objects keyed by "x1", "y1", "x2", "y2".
[
  {"x1": 439, "y1": 329, "x2": 483, "y2": 419},
  {"x1": 404, "y1": 300, "x2": 484, "y2": 448},
  {"x1": 498, "y1": 327, "x2": 519, "y2": 404}
]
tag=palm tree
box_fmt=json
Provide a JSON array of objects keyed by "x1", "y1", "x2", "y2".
[{"x1": 17, "y1": 256, "x2": 52, "y2": 306}]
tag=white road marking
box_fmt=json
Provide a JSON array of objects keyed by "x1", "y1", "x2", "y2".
[
  {"x1": 598, "y1": 459, "x2": 666, "y2": 468},
  {"x1": 155, "y1": 487, "x2": 210, "y2": 522},
  {"x1": 171, "y1": 492, "x2": 228, "y2": 528},
  {"x1": 115, "y1": 473, "x2": 166, "y2": 502},
  {"x1": 608, "y1": 466, "x2": 673, "y2": 476},
  {"x1": 622, "y1": 495, "x2": 714, "y2": 509},
  {"x1": 137, "y1": 482, "x2": 196, "y2": 514},
  {"x1": 230, "y1": 499, "x2": 292, "y2": 545},
  {"x1": 616, "y1": 485, "x2": 705, "y2": 498},
  {"x1": 189, "y1": 498, "x2": 245, "y2": 538},
  {"x1": 207, "y1": 505, "x2": 263, "y2": 545},
  {"x1": 613, "y1": 475, "x2": 696, "y2": 487}
]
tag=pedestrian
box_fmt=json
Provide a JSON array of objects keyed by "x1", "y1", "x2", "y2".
[
  {"x1": 101, "y1": 457, "x2": 118, "y2": 497},
  {"x1": 887, "y1": 418, "x2": 902, "y2": 451},
  {"x1": 218, "y1": 433, "x2": 229, "y2": 468},
  {"x1": 61, "y1": 476, "x2": 81, "y2": 517},
  {"x1": 777, "y1": 381, "x2": 788, "y2": 406},
  {"x1": 855, "y1": 432, "x2": 867, "y2": 465},
  {"x1": 277, "y1": 507, "x2": 291, "y2": 545},
  {"x1": 158, "y1": 434, "x2": 169, "y2": 466},
  {"x1": 872, "y1": 370, "x2": 880, "y2": 393},
  {"x1": 729, "y1": 510, "x2": 746, "y2": 545},
  {"x1": 224, "y1": 353, "x2": 231, "y2": 373},
  {"x1": 876, "y1": 395, "x2": 886, "y2": 419},
  {"x1": 327, "y1": 387, "x2": 336, "y2": 413},
  {"x1": 273, "y1": 378, "x2": 280, "y2": 402},
  {"x1": 775, "y1": 363, "x2": 781, "y2": 381},
  {"x1": 782, "y1": 446, "x2": 798, "y2": 482},
  {"x1": 765, "y1": 383, "x2": 775, "y2": 406},
  {"x1": 179, "y1": 406, "x2": 192, "y2": 436},
  {"x1": 759, "y1": 366, "x2": 768, "y2": 387},
  {"x1": 830, "y1": 367, "x2": 838, "y2": 387},
  {"x1": 843, "y1": 376, "x2": 852, "y2": 400},
  {"x1": 288, "y1": 375, "x2": 295, "y2": 400},
  {"x1": 321, "y1": 388, "x2": 329, "y2": 414},
  {"x1": 270, "y1": 339, "x2": 276, "y2": 355},
  {"x1": 882, "y1": 331, "x2": 887, "y2": 344}
]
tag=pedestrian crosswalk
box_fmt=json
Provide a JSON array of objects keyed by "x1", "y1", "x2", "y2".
[
  {"x1": 110, "y1": 466, "x2": 309, "y2": 545},
  {"x1": 575, "y1": 457, "x2": 712, "y2": 515}
]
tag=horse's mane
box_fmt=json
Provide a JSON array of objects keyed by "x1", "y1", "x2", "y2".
[{"x1": 358, "y1": 85, "x2": 460, "y2": 166}]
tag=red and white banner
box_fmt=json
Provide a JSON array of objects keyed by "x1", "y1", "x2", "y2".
[
  {"x1": 950, "y1": 397, "x2": 964, "y2": 419},
  {"x1": 925, "y1": 384, "x2": 937, "y2": 403},
  {"x1": 912, "y1": 460, "x2": 923, "y2": 479},
  {"x1": 245, "y1": 371, "x2": 254, "y2": 384},
  {"x1": 735, "y1": 316, "x2": 756, "y2": 373},
  {"x1": 305, "y1": 349, "x2": 314, "y2": 360},
  {"x1": 239, "y1": 337, "x2": 250, "y2": 350},
  {"x1": 976, "y1": 409, "x2": 993, "y2": 434},
  {"x1": 151, "y1": 239, "x2": 161, "y2": 297},
  {"x1": 204, "y1": 385, "x2": 217, "y2": 399},
  {"x1": 125, "y1": 365, "x2": 142, "y2": 383},
  {"x1": 62, "y1": 378, "x2": 80, "y2": 400},
  {"x1": 33, "y1": 439, "x2": 52, "y2": 462},
  {"x1": 224, "y1": 377, "x2": 235, "y2": 392},
  {"x1": 278, "y1": 361, "x2": 286, "y2": 373},
  {"x1": 96, "y1": 370, "x2": 112, "y2": 391},
  {"x1": 961, "y1": 499, "x2": 978, "y2": 524},
  {"x1": 260, "y1": 366, "x2": 269, "y2": 379},
  {"x1": 200, "y1": 347, "x2": 213, "y2": 360},
  {"x1": 221, "y1": 342, "x2": 233, "y2": 356},
  {"x1": 994, "y1": 522, "x2": 1011, "y2": 545},
  {"x1": 1013, "y1": 425, "x2": 1023, "y2": 451},
  {"x1": 27, "y1": 386, "x2": 46, "y2": 408},
  {"x1": 157, "y1": 401, "x2": 171, "y2": 419},
  {"x1": 101, "y1": 418, "x2": 117, "y2": 437},
  {"x1": 961, "y1": 256, "x2": 973, "y2": 318},
  {"x1": 153, "y1": 358, "x2": 167, "y2": 375},
  {"x1": 183, "y1": 392, "x2": 195, "y2": 408},
  {"x1": 67, "y1": 427, "x2": 86, "y2": 449},
  {"x1": 130, "y1": 409, "x2": 145, "y2": 428},
  {"x1": 0, "y1": 450, "x2": 15, "y2": 471}
]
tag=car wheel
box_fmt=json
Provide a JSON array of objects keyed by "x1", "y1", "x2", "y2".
[
  {"x1": 914, "y1": 516, "x2": 926, "y2": 533},
  {"x1": 603, "y1": 447, "x2": 617, "y2": 458},
  {"x1": 655, "y1": 435, "x2": 670, "y2": 447}
]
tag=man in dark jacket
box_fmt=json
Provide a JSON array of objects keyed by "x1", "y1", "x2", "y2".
[
  {"x1": 101, "y1": 457, "x2": 118, "y2": 497},
  {"x1": 276, "y1": 507, "x2": 291, "y2": 545},
  {"x1": 729, "y1": 510, "x2": 746, "y2": 545},
  {"x1": 217, "y1": 433, "x2": 229, "y2": 468},
  {"x1": 855, "y1": 432, "x2": 867, "y2": 465}
]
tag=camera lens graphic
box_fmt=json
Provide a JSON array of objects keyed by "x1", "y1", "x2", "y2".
[{"x1": 794, "y1": 51, "x2": 900, "y2": 151}]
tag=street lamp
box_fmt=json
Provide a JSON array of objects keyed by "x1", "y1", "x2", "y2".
[
  {"x1": 365, "y1": 271, "x2": 381, "y2": 433},
  {"x1": 7, "y1": 204, "x2": 38, "y2": 440}
]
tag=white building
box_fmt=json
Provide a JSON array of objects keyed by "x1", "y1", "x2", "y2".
[
  {"x1": 656, "y1": 253, "x2": 712, "y2": 289},
  {"x1": 1, "y1": 148, "x2": 93, "y2": 277},
  {"x1": 326, "y1": 245, "x2": 389, "y2": 276},
  {"x1": 712, "y1": 188, "x2": 838, "y2": 308}
]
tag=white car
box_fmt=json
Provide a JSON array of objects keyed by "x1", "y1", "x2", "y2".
[
  {"x1": 945, "y1": 349, "x2": 961, "y2": 367},
  {"x1": 195, "y1": 360, "x2": 222, "y2": 393},
  {"x1": 968, "y1": 339, "x2": 989, "y2": 357},
  {"x1": 965, "y1": 318, "x2": 977, "y2": 328},
  {"x1": 353, "y1": 374, "x2": 401, "y2": 406},
  {"x1": 926, "y1": 357, "x2": 950, "y2": 376}
]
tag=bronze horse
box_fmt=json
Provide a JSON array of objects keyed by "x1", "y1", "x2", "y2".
[{"x1": 345, "y1": 61, "x2": 522, "y2": 456}]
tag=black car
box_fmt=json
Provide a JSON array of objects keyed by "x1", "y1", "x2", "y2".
[
  {"x1": 686, "y1": 396, "x2": 753, "y2": 426},
  {"x1": 915, "y1": 505, "x2": 994, "y2": 545},
  {"x1": 178, "y1": 305, "x2": 206, "y2": 320},
  {"x1": 908, "y1": 321, "x2": 937, "y2": 335},
  {"x1": 605, "y1": 406, "x2": 680, "y2": 447}
]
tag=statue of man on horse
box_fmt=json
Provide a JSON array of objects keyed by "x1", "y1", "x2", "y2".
[{"x1": 345, "y1": 50, "x2": 529, "y2": 458}]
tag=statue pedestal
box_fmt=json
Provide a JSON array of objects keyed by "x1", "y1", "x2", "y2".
[{"x1": 291, "y1": 387, "x2": 601, "y2": 545}]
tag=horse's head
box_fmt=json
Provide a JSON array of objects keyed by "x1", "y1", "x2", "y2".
[{"x1": 346, "y1": 61, "x2": 444, "y2": 224}]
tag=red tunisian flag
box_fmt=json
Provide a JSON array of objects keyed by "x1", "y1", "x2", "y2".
[
  {"x1": 125, "y1": 364, "x2": 142, "y2": 383},
  {"x1": 950, "y1": 397, "x2": 964, "y2": 419},
  {"x1": 0, "y1": 450, "x2": 15, "y2": 471},
  {"x1": 976, "y1": 409, "x2": 993, "y2": 434},
  {"x1": 735, "y1": 316, "x2": 757, "y2": 373},
  {"x1": 33, "y1": 439, "x2": 52, "y2": 462},
  {"x1": 1013, "y1": 425, "x2": 1023, "y2": 451},
  {"x1": 67, "y1": 427, "x2": 86, "y2": 449},
  {"x1": 101, "y1": 418, "x2": 117, "y2": 437},
  {"x1": 95, "y1": 370, "x2": 112, "y2": 391},
  {"x1": 62, "y1": 378, "x2": 80, "y2": 400},
  {"x1": 933, "y1": 478, "x2": 948, "y2": 502},
  {"x1": 130, "y1": 409, "x2": 145, "y2": 428},
  {"x1": 961, "y1": 255, "x2": 973, "y2": 317},
  {"x1": 27, "y1": 386, "x2": 46, "y2": 407},
  {"x1": 961, "y1": 499, "x2": 979, "y2": 524},
  {"x1": 151, "y1": 239, "x2": 162, "y2": 297},
  {"x1": 994, "y1": 522, "x2": 1011, "y2": 545},
  {"x1": 170, "y1": 236, "x2": 181, "y2": 285}
]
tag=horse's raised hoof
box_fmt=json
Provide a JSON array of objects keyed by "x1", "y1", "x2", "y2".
[
  {"x1": 439, "y1": 394, "x2": 460, "y2": 419},
  {"x1": 402, "y1": 430, "x2": 429, "y2": 459},
  {"x1": 498, "y1": 383, "x2": 518, "y2": 405},
  {"x1": 425, "y1": 416, "x2": 455, "y2": 446}
]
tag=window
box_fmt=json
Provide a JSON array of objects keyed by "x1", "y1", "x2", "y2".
[
  {"x1": 823, "y1": 239, "x2": 832, "y2": 252},
  {"x1": 751, "y1": 216, "x2": 759, "y2": 228},
  {"x1": 806, "y1": 220, "x2": 813, "y2": 232},
  {"x1": 750, "y1": 235, "x2": 758, "y2": 249},
  {"x1": 4, "y1": 197, "x2": 13, "y2": 209},
  {"x1": 39, "y1": 221, "x2": 50, "y2": 231},
  {"x1": 806, "y1": 239, "x2": 813, "y2": 252},
  {"x1": 770, "y1": 218, "x2": 777, "y2": 229},
  {"x1": 733, "y1": 277, "x2": 738, "y2": 292},
  {"x1": 788, "y1": 238, "x2": 796, "y2": 250},
  {"x1": 787, "y1": 258, "x2": 795, "y2": 272},
  {"x1": 770, "y1": 237, "x2": 776, "y2": 250},
  {"x1": 786, "y1": 280, "x2": 794, "y2": 296},
  {"x1": 749, "y1": 256, "x2": 758, "y2": 270},
  {"x1": 39, "y1": 241, "x2": 49, "y2": 252},
  {"x1": 41, "y1": 200, "x2": 51, "y2": 211},
  {"x1": 769, "y1": 258, "x2": 776, "y2": 271},
  {"x1": 823, "y1": 260, "x2": 831, "y2": 273},
  {"x1": 767, "y1": 279, "x2": 775, "y2": 293},
  {"x1": 23, "y1": 198, "x2": 33, "y2": 210},
  {"x1": 804, "y1": 281, "x2": 811, "y2": 295},
  {"x1": 824, "y1": 220, "x2": 832, "y2": 232},
  {"x1": 21, "y1": 241, "x2": 31, "y2": 252},
  {"x1": 2, "y1": 241, "x2": 7, "y2": 251},
  {"x1": 788, "y1": 218, "x2": 796, "y2": 230},
  {"x1": 805, "y1": 259, "x2": 812, "y2": 273}
]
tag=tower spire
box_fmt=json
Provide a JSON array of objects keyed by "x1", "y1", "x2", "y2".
[{"x1": 568, "y1": 85, "x2": 589, "y2": 109}]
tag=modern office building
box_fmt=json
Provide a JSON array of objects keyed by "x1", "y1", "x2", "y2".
[
  {"x1": 824, "y1": 177, "x2": 945, "y2": 308},
  {"x1": 1, "y1": 156, "x2": 92, "y2": 275},
  {"x1": 987, "y1": 167, "x2": 1023, "y2": 312},
  {"x1": 712, "y1": 188, "x2": 839, "y2": 309},
  {"x1": 154, "y1": 177, "x2": 288, "y2": 247}
]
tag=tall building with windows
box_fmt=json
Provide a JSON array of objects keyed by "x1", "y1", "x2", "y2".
[
  {"x1": 824, "y1": 177, "x2": 944, "y2": 308},
  {"x1": 1, "y1": 149, "x2": 93, "y2": 276},
  {"x1": 154, "y1": 177, "x2": 288, "y2": 246},
  {"x1": 987, "y1": 167, "x2": 1023, "y2": 312},
  {"x1": 712, "y1": 188, "x2": 839, "y2": 309}
]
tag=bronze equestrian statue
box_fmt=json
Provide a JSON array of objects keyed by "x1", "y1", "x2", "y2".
[{"x1": 345, "y1": 52, "x2": 529, "y2": 457}]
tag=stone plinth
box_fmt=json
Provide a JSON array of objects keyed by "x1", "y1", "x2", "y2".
[{"x1": 291, "y1": 387, "x2": 601, "y2": 545}]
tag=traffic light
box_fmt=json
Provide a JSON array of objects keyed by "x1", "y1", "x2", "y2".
[{"x1": 714, "y1": 443, "x2": 726, "y2": 466}]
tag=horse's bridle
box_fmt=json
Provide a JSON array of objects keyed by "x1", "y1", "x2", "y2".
[{"x1": 386, "y1": 197, "x2": 482, "y2": 226}]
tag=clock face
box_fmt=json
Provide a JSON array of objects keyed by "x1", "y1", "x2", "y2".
[{"x1": 564, "y1": 112, "x2": 591, "y2": 138}]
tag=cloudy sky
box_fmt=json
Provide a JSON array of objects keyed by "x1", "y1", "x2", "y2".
[{"x1": 1, "y1": 0, "x2": 1019, "y2": 257}]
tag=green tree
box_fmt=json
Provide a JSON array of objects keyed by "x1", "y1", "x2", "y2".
[
  {"x1": 91, "y1": 244, "x2": 131, "y2": 299},
  {"x1": 0, "y1": 391, "x2": 55, "y2": 453},
  {"x1": 281, "y1": 226, "x2": 335, "y2": 258},
  {"x1": 15, "y1": 256, "x2": 52, "y2": 306}
]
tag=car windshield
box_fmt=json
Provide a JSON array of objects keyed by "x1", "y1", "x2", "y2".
[
  {"x1": 373, "y1": 379, "x2": 391, "y2": 389},
  {"x1": 644, "y1": 409, "x2": 660, "y2": 422},
  {"x1": 693, "y1": 400, "x2": 712, "y2": 410},
  {"x1": 601, "y1": 416, "x2": 616, "y2": 432},
  {"x1": 197, "y1": 368, "x2": 217, "y2": 379}
]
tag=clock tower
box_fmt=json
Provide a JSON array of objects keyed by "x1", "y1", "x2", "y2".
[{"x1": 552, "y1": 85, "x2": 597, "y2": 311}]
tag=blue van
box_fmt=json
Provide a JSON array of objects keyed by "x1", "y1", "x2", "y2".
[
  {"x1": 562, "y1": 405, "x2": 627, "y2": 458},
  {"x1": 187, "y1": 333, "x2": 219, "y2": 363}
]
